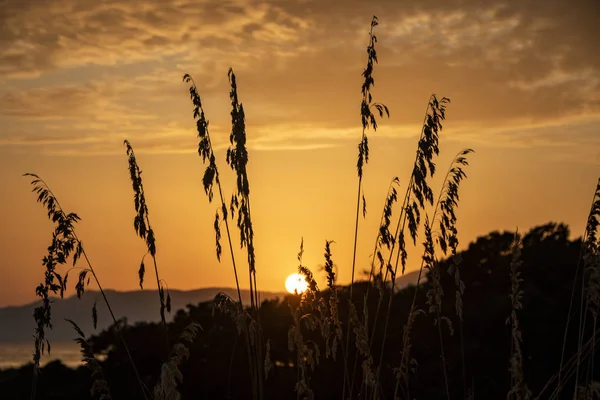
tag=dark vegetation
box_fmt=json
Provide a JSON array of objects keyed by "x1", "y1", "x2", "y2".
[{"x1": 0, "y1": 222, "x2": 598, "y2": 399}]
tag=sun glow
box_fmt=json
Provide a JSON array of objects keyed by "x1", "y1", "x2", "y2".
[{"x1": 285, "y1": 273, "x2": 308, "y2": 294}]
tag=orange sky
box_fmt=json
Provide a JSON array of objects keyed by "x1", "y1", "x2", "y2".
[{"x1": 0, "y1": 0, "x2": 599, "y2": 306}]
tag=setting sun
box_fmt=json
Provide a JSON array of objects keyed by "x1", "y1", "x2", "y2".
[{"x1": 285, "y1": 273, "x2": 308, "y2": 294}]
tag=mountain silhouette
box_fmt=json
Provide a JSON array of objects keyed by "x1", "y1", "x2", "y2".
[
  {"x1": 0, "y1": 287, "x2": 287, "y2": 342},
  {"x1": 0, "y1": 271, "x2": 423, "y2": 343}
]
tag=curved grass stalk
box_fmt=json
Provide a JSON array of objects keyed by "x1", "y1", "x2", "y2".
[
  {"x1": 123, "y1": 140, "x2": 171, "y2": 354},
  {"x1": 352, "y1": 97, "x2": 449, "y2": 398},
  {"x1": 65, "y1": 319, "x2": 112, "y2": 400},
  {"x1": 538, "y1": 316, "x2": 600, "y2": 399},
  {"x1": 367, "y1": 95, "x2": 446, "y2": 360},
  {"x1": 182, "y1": 73, "x2": 244, "y2": 310},
  {"x1": 374, "y1": 149, "x2": 472, "y2": 399},
  {"x1": 23, "y1": 173, "x2": 149, "y2": 400},
  {"x1": 348, "y1": 177, "x2": 400, "y2": 396},
  {"x1": 572, "y1": 178, "x2": 600, "y2": 396},
  {"x1": 557, "y1": 178, "x2": 600, "y2": 396}
]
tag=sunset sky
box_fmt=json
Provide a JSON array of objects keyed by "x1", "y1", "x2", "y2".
[{"x1": 0, "y1": 0, "x2": 598, "y2": 307}]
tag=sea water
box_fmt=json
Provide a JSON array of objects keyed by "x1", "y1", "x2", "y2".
[{"x1": 0, "y1": 341, "x2": 82, "y2": 370}]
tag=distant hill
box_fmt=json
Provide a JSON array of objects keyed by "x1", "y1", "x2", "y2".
[
  {"x1": 0, "y1": 271, "x2": 423, "y2": 343},
  {"x1": 0, "y1": 287, "x2": 286, "y2": 342},
  {"x1": 393, "y1": 269, "x2": 424, "y2": 290}
]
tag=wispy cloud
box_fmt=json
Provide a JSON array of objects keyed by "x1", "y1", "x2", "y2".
[{"x1": 0, "y1": 0, "x2": 598, "y2": 161}]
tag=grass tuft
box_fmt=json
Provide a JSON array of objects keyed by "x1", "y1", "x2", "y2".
[
  {"x1": 65, "y1": 319, "x2": 112, "y2": 400},
  {"x1": 153, "y1": 323, "x2": 202, "y2": 400}
]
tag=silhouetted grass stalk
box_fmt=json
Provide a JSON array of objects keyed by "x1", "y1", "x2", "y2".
[
  {"x1": 123, "y1": 140, "x2": 171, "y2": 354},
  {"x1": 182, "y1": 73, "x2": 244, "y2": 309},
  {"x1": 23, "y1": 173, "x2": 148, "y2": 400},
  {"x1": 226, "y1": 67, "x2": 265, "y2": 400},
  {"x1": 424, "y1": 218, "x2": 452, "y2": 400},
  {"x1": 322, "y1": 240, "x2": 344, "y2": 360},
  {"x1": 349, "y1": 177, "x2": 400, "y2": 397},
  {"x1": 366, "y1": 97, "x2": 451, "y2": 398},
  {"x1": 384, "y1": 148, "x2": 473, "y2": 400},
  {"x1": 182, "y1": 72, "x2": 261, "y2": 399},
  {"x1": 507, "y1": 232, "x2": 531, "y2": 400},
  {"x1": 343, "y1": 15, "x2": 389, "y2": 399},
  {"x1": 583, "y1": 232, "x2": 600, "y2": 393},
  {"x1": 289, "y1": 239, "x2": 319, "y2": 399},
  {"x1": 572, "y1": 178, "x2": 600, "y2": 397},
  {"x1": 538, "y1": 321, "x2": 600, "y2": 399},
  {"x1": 557, "y1": 178, "x2": 600, "y2": 396},
  {"x1": 360, "y1": 177, "x2": 401, "y2": 308},
  {"x1": 368, "y1": 95, "x2": 447, "y2": 358},
  {"x1": 66, "y1": 319, "x2": 112, "y2": 400},
  {"x1": 153, "y1": 323, "x2": 202, "y2": 400}
]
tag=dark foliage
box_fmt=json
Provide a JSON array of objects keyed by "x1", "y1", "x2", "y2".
[{"x1": 3, "y1": 223, "x2": 596, "y2": 399}]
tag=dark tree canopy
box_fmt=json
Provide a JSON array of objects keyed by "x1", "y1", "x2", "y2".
[{"x1": 0, "y1": 223, "x2": 593, "y2": 399}]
